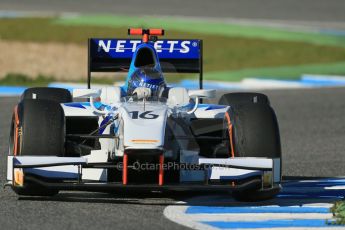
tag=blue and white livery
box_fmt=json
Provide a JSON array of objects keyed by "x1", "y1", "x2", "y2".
[{"x1": 6, "y1": 28, "x2": 281, "y2": 200}]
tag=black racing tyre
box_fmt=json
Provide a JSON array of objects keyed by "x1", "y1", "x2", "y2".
[
  {"x1": 223, "y1": 101, "x2": 281, "y2": 201},
  {"x1": 21, "y1": 87, "x2": 72, "y2": 103},
  {"x1": 219, "y1": 92, "x2": 270, "y2": 106},
  {"x1": 16, "y1": 99, "x2": 65, "y2": 156},
  {"x1": 9, "y1": 99, "x2": 65, "y2": 196},
  {"x1": 227, "y1": 103, "x2": 281, "y2": 158}
]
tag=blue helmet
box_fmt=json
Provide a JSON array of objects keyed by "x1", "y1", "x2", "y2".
[{"x1": 127, "y1": 67, "x2": 166, "y2": 97}]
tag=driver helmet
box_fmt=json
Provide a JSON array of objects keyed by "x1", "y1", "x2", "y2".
[{"x1": 127, "y1": 67, "x2": 166, "y2": 97}]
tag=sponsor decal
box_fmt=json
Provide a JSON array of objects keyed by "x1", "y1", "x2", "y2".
[{"x1": 90, "y1": 39, "x2": 200, "y2": 59}]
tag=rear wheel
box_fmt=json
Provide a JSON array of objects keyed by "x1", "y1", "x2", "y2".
[
  {"x1": 21, "y1": 87, "x2": 72, "y2": 103},
  {"x1": 219, "y1": 92, "x2": 270, "y2": 106},
  {"x1": 219, "y1": 93, "x2": 281, "y2": 201},
  {"x1": 9, "y1": 99, "x2": 65, "y2": 196}
]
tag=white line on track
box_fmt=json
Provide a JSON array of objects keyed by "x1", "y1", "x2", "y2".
[{"x1": 163, "y1": 179, "x2": 345, "y2": 230}]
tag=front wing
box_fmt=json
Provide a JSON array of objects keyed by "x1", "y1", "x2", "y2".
[{"x1": 7, "y1": 156, "x2": 281, "y2": 192}]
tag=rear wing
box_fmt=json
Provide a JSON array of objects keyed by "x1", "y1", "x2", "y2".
[{"x1": 87, "y1": 38, "x2": 203, "y2": 89}]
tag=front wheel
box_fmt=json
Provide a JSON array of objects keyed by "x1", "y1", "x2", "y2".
[
  {"x1": 221, "y1": 94, "x2": 281, "y2": 201},
  {"x1": 9, "y1": 99, "x2": 65, "y2": 196}
]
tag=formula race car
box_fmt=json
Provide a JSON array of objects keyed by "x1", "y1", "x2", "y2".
[{"x1": 6, "y1": 28, "x2": 282, "y2": 201}]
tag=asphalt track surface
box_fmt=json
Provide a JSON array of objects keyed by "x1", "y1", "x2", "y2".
[
  {"x1": 1, "y1": 0, "x2": 345, "y2": 25},
  {"x1": 1, "y1": 88, "x2": 345, "y2": 229}
]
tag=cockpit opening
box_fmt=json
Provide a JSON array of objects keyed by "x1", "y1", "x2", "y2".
[{"x1": 134, "y1": 47, "x2": 156, "y2": 67}]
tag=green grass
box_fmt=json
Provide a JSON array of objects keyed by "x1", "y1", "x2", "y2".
[
  {"x1": 0, "y1": 72, "x2": 197, "y2": 86},
  {"x1": 56, "y1": 14, "x2": 345, "y2": 48},
  {"x1": 206, "y1": 61, "x2": 345, "y2": 81},
  {"x1": 329, "y1": 201, "x2": 345, "y2": 225},
  {"x1": 0, "y1": 73, "x2": 122, "y2": 86},
  {"x1": 0, "y1": 73, "x2": 55, "y2": 86},
  {"x1": 1, "y1": 17, "x2": 345, "y2": 81}
]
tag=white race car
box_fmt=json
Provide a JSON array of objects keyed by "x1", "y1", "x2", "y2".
[{"x1": 6, "y1": 28, "x2": 281, "y2": 201}]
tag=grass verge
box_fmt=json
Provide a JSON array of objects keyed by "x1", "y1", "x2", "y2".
[
  {"x1": 0, "y1": 73, "x2": 55, "y2": 86},
  {"x1": 56, "y1": 14, "x2": 345, "y2": 48},
  {"x1": 0, "y1": 73, "x2": 113, "y2": 86},
  {"x1": 0, "y1": 73, "x2": 198, "y2": 86},
  {"x1": 329, "y1": 201, "x2": 345, "y2": 225},
  {"x1": 4, "y1": 60, "x2": 345, "y2": 87},
  {"x1": 205, "y1": 61, "x2": 345, "y2": 81},
  {"x1": 1, "y1": 18, "x2": 345, "y2": 76}
]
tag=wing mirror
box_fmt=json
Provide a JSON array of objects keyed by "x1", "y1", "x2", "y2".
[
  {"x1": 73, "y1": 89, "x2": 101, "y2": 98},
  {"x1": 72, "y1": 89, "x2": 107, "y2": 115},
  {"x1": 187, "y1": 89, "x2": 216, "y2": 114},
  {"x1": 188, "y1": 89, "x2": 216, "y2": 98}
]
